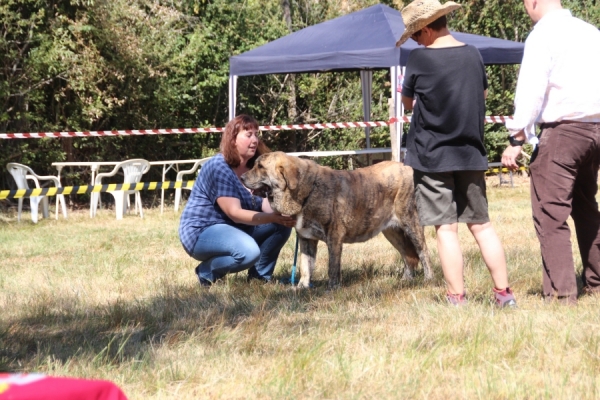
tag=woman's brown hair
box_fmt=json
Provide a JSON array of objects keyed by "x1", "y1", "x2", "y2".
[
  {"x1": 427, "y1": 15, "x2": 447, "y2": 31},
  {"x1": 220, "y1": 114, "x2": 270, "y2": 168}
]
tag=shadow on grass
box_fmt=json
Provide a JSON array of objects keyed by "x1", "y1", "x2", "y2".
[{"x1": 0, "y1": 264, "x2": 440, "y2": 372}]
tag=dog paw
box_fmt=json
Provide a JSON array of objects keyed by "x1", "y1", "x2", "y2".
[
  {"x1": 401, "y1": 269, "x2": 415, "y2": 280},
  {"x1": 297, "y1": 280, "x2": 315, "y2": 289}
]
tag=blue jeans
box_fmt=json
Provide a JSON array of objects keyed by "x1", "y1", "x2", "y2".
[{"x1": 191, "y1": 223, "x2": 292, "y2": 282}]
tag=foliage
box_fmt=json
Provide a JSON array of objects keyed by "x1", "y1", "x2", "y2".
[{"x1": 1, "y1": 0, "x2": 599, "y2": 193}]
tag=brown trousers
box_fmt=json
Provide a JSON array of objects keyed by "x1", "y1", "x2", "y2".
[{"x1": 530, "y1": 121, "x2": 600, "y2": 303}]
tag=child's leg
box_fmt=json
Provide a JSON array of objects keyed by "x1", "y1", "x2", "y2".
[
  {"x1": 468, "y1": 222, "x2": 509, "y2": 289},
  {"x1": 436, "y1": 223, "x2": 465, "y2": 295}
]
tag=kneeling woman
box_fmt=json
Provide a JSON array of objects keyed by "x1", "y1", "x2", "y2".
[{"x1": 179, "y1": 115, "x2": 296, "y2": 286}]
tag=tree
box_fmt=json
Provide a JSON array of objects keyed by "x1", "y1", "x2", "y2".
[{"x1": 2, "y1": 0, "x2": 599, "y2": 192}]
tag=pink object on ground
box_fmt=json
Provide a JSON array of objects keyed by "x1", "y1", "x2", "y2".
[{"x1": 0, "y1": 373, "x2": 127, "y2": 400}]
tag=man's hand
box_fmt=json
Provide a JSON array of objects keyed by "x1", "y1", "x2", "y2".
[{"x1": 501, "y1": 145, "x2": 522, "y2": 170}]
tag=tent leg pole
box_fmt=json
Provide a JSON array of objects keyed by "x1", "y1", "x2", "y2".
[
  {"x1": 399, "y1": 66, "x2": 406, "y2": 162},
  {"x1": 360, "y1": 70, "x2": 373, "y2": 166},
  {"x1": 228, "y1": 75, "x2": 238, "y2": 121},
  {"x1": 388, "y1": 98, "x2": 398, "y2": 162}
]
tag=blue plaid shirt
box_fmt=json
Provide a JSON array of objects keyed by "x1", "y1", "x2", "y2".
[{"x1": 179, "y1": 153, "x2": 263, "y2": 255}]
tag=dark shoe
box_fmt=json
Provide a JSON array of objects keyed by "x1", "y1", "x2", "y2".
[
  {"x1": 199, "y1": 277, "x2": 212, "y2": 287},
  {"x1": 544, "y1": 294, "x2": 577, "y2": 306},
  {"x1": 446, "y1": 291, "x2": 467, "y2": 306},
  {"x1": 494, "y1": 287, "x2": 517, "y2": 308},
  {"x1": 247, "y1": 275, "x2": 272, "y2": 284},
  {"x1": 195, "y1": 265, "x2": 214, "y2": 287},
  {"x1": 583, "y1": 286, "x2": 600, "y2": 296}
]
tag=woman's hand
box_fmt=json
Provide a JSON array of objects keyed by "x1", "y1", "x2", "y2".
[
  {"x1": 270, "y1": 213, "x2": 296, "y2": 228},
  {"x1": 261, "y1": 198, "x2": 295, "y2": 227},
  {"x1": 217, "y1": 196, "x2": 296, "y2": 227}
]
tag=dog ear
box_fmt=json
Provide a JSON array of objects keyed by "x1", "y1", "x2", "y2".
[
  {"x1": 278, "y1": 162, "x2": 298, "y2": 191},
  {"x1": 270, "y1": 155, "x2": 305, "y2": 216},
  {"x1": 293, "y1": 159, "x2": 315, "y2": 203}
]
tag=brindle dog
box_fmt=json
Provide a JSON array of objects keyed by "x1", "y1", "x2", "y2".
[{"x1": 241, "y1": 151, "x2": 432, "y2": 289}]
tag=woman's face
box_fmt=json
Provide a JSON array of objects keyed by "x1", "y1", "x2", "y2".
[{"x1": 235, "y1": 128, "x2": 259, "y2": 162}]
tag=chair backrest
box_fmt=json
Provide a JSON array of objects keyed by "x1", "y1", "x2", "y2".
[
  {"x1": 175, "y1": 157, "x2": 211, "y2": 182},
  {"x1": 6, "y1": 163, "x2": 35, "y2": 190},
  {"x1": 119, "y1": 159, "x2": 151, "y2": 184}
]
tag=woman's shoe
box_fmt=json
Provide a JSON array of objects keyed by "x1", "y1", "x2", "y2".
[
  {"x1": 446, "y1": 291, "x2": 467, "y2": 306},
  {"x1": 493, "y1": 287, "x2": 517, "y2": 308}
]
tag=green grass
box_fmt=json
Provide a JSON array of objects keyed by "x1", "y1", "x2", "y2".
[{"x1": 1, "y1": 182, "x2": 599, "y2": 399}]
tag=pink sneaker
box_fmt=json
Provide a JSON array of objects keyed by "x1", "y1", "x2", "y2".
[
  {"x1": 493, "y1": 287, "x2": 517, "y2": 308},
  {"x1": 446, "y1": 291, "x2": 467, "y2": 306}
]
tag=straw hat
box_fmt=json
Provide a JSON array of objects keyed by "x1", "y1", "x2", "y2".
[{"x1": 396, "y1": 0, "x2": 461, "y2": 46}]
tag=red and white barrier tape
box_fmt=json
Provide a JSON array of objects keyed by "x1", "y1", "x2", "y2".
[
  {"x1": 391, "y1": 116, "x2": 513, "y2": 123},
  {"x1": 0, "y1": 127, "x2": 224, "y2": 139},
  {"x1": 484, "y1": 116, "x2": 514, "y2": 123},
  {"x1": 260, "y1": 120, "x2": 393, "y2": 131},
  {"x1": 0, "y1": 116, "x2": 513, "y2": 139}
]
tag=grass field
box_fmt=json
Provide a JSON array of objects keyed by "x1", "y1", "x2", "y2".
[{"x1": 1, "y1": 178, "x2": 600, "y2": 399}]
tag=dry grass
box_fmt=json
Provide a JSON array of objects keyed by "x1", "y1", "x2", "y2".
[{"x1": 1, "y1": 179, "x2": 600, "y2": 399}]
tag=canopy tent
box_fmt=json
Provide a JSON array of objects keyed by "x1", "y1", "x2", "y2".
[{"x1": 229, "y1": 4, "x2": 524, "y2": 156}]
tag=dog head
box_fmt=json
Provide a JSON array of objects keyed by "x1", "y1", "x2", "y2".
[
  {"x1": 240, "y1": 153, "x2": 276, "y2": 202},
  {"x1": 241, "y1": 151, "x2": 314, "y2": 216}
]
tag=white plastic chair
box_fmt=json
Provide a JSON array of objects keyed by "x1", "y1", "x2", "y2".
[
  {"x1": 174, "y1": 157, "x2": 211, "y2": 212},
  {"x1": 7, "y1": 163, "x2": 68, "y2": 223},
  {"x1": 90, "y1": 159, "x2": 151, "y2": 220}
]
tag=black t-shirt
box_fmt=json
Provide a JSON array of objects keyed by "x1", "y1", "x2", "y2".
[{"x1": 402, "y1": 44, "x2": 488, "y2": 172}]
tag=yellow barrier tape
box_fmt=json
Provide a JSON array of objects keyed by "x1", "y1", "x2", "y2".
[{"x1": 0, "y1": 180, "x2": 194, "y2": 200}]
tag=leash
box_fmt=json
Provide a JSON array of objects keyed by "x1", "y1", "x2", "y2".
[
  {"x1": 290, "y1": 230, "x2": 299, "y2": 285},
  {"x1": 279, "y1": 230, "x2": 299, "y2": 286}
]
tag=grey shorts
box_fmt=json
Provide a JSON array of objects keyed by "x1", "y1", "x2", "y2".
[{"x1": 413, "y1": 170, "x2": 490, "y2": 226}]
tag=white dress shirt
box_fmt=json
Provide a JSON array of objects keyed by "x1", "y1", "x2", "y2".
[{"x1": 506, "y1": 9, "x2": 600, "y2": 144}]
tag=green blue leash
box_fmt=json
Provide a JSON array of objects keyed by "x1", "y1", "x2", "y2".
[
  {"x1": 279, "y1": 230, "x2": 300, "y2": 286},
  {"x1": 290, "y1": 231, "x2": 299, "y2": 285},
  {"x1": 281, "y1": 230, "x2": 313, "y2": 288}
]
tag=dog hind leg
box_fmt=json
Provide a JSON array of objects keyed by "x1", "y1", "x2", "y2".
[
  {"x1": 399, "y1": 221, "x2": 433, "y2": 280},
  {"x1": 298, "y1": 238, "x2": 318, "y2": 288},
  {"x1": 382, "y1": 228, "x2": 420, "y2": 280}
]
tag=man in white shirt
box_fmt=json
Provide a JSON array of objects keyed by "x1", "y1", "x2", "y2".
[{"x1": 502, "y1": 0, "x2": 600, "y2": 304}]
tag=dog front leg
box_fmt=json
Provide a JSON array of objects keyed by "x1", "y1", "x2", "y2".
[
  {"x1": 327, "y1": 239, "x2": 343, "y2": 289},
  {"x1": 298, "y1": 238, "x2": 318, "y2": 288}
]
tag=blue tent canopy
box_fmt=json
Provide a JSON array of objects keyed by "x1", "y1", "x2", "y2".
[
  {"x1": 230, "y1": 4, "x2": 523, "y2": 76},
  {"x1": 228, "y1": 4, "x2": 524, "y2": 153}
]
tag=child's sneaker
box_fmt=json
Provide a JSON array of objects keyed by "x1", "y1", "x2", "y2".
[
  {"x1": 493, "y1": 287, "x2": 517, "y2": 308},
  {"x1": 446, "y1": 291, "x2": 467, "y2": 306}
]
